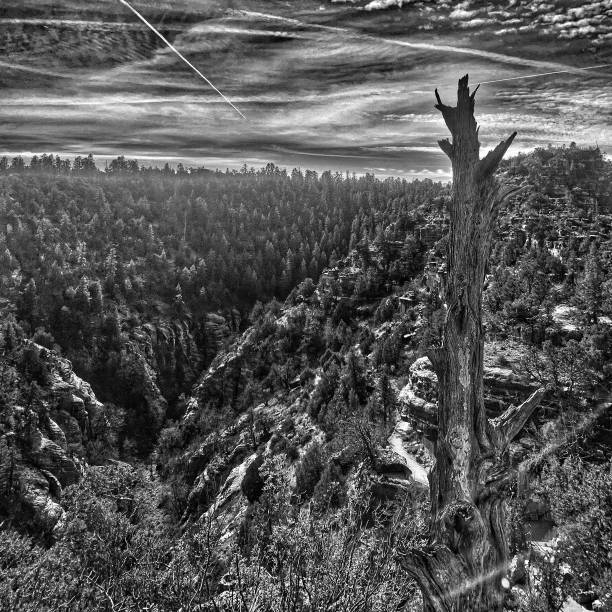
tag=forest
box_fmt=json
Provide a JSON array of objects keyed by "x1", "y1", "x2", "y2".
[
  {"x1": 0, "y1": 142, "x2": 611, "y2": 611},
  {"x1": 0, "y1": 154, "x2": 443, "y2": 452}
]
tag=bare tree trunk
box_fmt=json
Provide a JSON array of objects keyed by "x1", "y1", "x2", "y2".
[{"x1": 403, "y1": 75, "x2": 547, "y2": 611}]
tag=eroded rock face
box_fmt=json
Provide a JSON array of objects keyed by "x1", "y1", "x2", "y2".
[
  {"x1": 136, "y1": 318, "x2": 203, "y2": 405},
  {"x1": 398, "y1": 356, "x2": 438, "y2": 431},
  {"x1": 0, "y1": 406, "x2": 81, "y2": 535},
  {"x1": 175, "y1": 390, "x2": 323, "y2": 540},
  {"x1": 0, "y1": 342, "x2": 104, "y2": 535},
  {"x1": 398, "y1": 355, "x2": 539, "y2": 427},
  {"x1": 483, "y1": 365, "x2": 539, "y2": 417},
  {"x1": 197, "y1": 452, "x2": 259, "y2": 543},
  {"x1": 190, "y1": 326, "x2": 258, "y2": 411}
]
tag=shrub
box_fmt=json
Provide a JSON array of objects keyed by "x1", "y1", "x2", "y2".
[
  {"x1": 229, "y1": 483, "x2": 425, "y2": 612},
  {"x1": 269, "y1": 433, "x2": 299, "y2": 461},
  {"x1": 312, "y1": 462, "x2": 346, "y2": 511},
  {"x1": 0, "y1": 464, "x2": 222, "y2": 611},
  {"x1": 541, "y1": 457, "x2": 612, "y2": 606}
]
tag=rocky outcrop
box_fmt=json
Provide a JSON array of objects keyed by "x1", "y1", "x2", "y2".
[
  {"x1": 176, "y1": 391, "x2": 323, "y2": 538},
  {"x1": 0, "y1": 342, "x2": 104, "y2": 535},
  {"x1": 0, "y1": 406, "x2": 81, "y2": 535},
  {"x1": 204, "y1": 312, "x2": 234, "y2": 356},
  {"x1": 398, "y1": 356, "x2": 438, "y2": 430},
  {"x1": 135, "y1": 318, "x2": 205, "y2": 404},
  {"x1": 48, "y1": 351, "x2": 103, "y2": 456},
  {"x1": 128, "y1": 343, "x2": 167, "y2": 423},
  {"x1": 187, "y1": 326, "x2": 258, "y2": 413},
  {"x1": 179, "y1": 397, "x2": 262, "y2": 522},
  {"x1": 399, "y1": 354, "x2": 540, "y2": 428},
  {"x1": 197, "y1": 452, "x2": 258, "y2": 543},
  {"x1": 483, "y1": 365, "x2": 539, "y2": 417}
]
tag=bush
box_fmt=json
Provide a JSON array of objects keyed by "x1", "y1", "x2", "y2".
[
  {"x1": 541, "y1": 457, "x2": 612, "y2": 607},
  {"x1": 312, "y1": 462, "x2": 346, "y2": 511},
  {"x1": 269, "y1": 433, "x2": 299, "y2": 461},
  {"x1": 32, "y1": 327, "x2": 56, "y2": 350},
  {"x1": 296, "y1": 278, "x2": 316, "y2": 300},
  {"x1": 0, "y1": 464, "x2": 224, "y2": 611},
  {"x1": 229, "y1": 483, "x2": 425, "y2": 612}
]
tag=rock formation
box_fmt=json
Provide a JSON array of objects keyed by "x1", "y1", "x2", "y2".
[{"x1": 0, "y1": 342, "x2": 103, "y2": 535}]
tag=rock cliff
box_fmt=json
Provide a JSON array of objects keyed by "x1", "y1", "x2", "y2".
[{"x1": 0, "y1": 341, "x2": 103, "y2": 535}]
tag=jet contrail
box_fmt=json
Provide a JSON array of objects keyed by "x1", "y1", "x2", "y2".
[
  {"x1": 0, "y1": 59, "x2": 71, "y2": 79},
  {"x1": 117, "y1": 0, "x2": 246, "y2": 119},
  {"x1": 238, "y1": 9, "x2": 612, "y2": 91},
  {"x1": 235, "y1": 9, "x2": 600, "y2": 75},
  {"x1": 479, "y1": 64, "x2": 612, "y2": 84}
]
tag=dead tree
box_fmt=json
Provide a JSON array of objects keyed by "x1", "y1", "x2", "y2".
[{"x1": 403, "y1": 75, "x2": 547, "y2": 611}]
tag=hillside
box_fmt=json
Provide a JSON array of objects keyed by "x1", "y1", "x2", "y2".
[
  {"x1": 0, "y1": 145, "x2": 611, "y2": 611},
  {"x1": 1, "y1": 160, "x2": 442, "y2": 455}
]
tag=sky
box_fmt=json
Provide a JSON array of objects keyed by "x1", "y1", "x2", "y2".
[{"x1": 1, "y1": 0, "x2": 611, "y2": 178}]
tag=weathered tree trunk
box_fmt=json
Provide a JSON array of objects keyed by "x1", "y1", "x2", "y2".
[{"x1": 403, "y1": 75, "x2": 546, "y2": 612}]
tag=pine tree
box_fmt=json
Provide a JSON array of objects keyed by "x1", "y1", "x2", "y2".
[
  {"x1": 19, "y1": 278, "x2": 38, "y2": 325},
  {"x1": 377, "y1": 371, "x2": 397, "y2": 424},
  {"x1": 342, "y1": 350, "x2": 366, "y2": 403},
  {"x1": 576, "y1": 242, "x2": 603, "y2": 324},
  {"x1": 74, "y1": 278, "x2": 91, "y2": 313}
]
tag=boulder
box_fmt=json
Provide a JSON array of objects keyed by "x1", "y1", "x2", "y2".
[{"x1": 574, "y1": 591, "x2": 596, "y2": 607}]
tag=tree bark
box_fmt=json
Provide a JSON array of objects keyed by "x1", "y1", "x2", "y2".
[{"x1": 403, "y1": 75, "x2": 546, "y2": 611}]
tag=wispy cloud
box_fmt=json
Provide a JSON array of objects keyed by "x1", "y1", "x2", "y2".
[{"x1": 0, "y1": 0, "x2": 610, "y2": 174}]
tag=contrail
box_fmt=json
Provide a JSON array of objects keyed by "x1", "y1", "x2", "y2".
[
  {"x1": 235, "y1": 9, "x2": 598, "y2": 75},
  {"x1": 0, "y1": 59, "x2": 71, "y2": 79},
  {"x1": 479, "y1": 64, "x2": 612, "y2": 84},
  {"x1": 238, "y1": 9, "x2": 612, "y2": 91},
  {"x1": 117, "y1": 0, "x2": 246, "y2": 119},
  {"x1": 275, "y1": 147, "x2": 376, "y2": 159}
]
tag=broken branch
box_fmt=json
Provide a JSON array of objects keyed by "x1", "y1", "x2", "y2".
[
  {"x1": 490, "y1": 386, "x2": 547, "y2": 449},
  {"x1": 475, "y1": 132, "x2": 517, "y2": 181},
  {"x1": 438, "y1": 138, "x2": 454, "y2": 159}
]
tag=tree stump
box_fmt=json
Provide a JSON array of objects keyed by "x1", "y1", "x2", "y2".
[{"x1": 403, "y1": 75, "x2": 547, "y2": 612}]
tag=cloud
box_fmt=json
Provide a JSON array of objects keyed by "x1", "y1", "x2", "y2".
[
  {"x1": 0, "y1": 0, "x2": 610, "y2": 175},
  {"x1": 449, "y1": 8, "x2": 480, "y2": 20},
  {"x1": 363, "y1": 0, "x2": 411, "y2": 11}
]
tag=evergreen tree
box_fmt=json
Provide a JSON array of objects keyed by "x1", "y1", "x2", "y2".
[
  {"x1": 90, "y1": 280, "x2": 104, "y2": 314},
  {"x1": 18, "y1": 278, "x2": 38, "y2": 325},
  {"x1": 377, "y1": 371, "x2": 397, "y2": 424},
  {"x1": 576, "y1": 242, "x2": 603, "y2": 324},
  {"x1": 74, "y1": 278, "x2": 91, "y2": 313}
]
